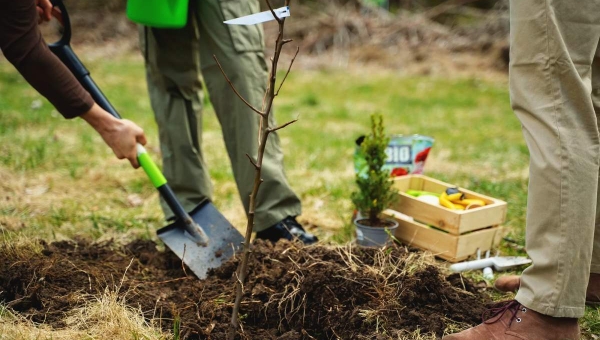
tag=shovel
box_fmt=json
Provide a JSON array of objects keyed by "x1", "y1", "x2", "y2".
[{"x1": 47, "y1": 0, "x2": 244, "y2": 279}]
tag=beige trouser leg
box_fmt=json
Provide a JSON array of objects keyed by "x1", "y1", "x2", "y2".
[
  {"x1": 593, "y1": 44, "x2": 600, "y2": 275},
  {"x1": 511, "y1": 0, "x2": 600, "y2": 318},
  {"x1": 140, "y1": 0, "x2": 301, "y2": 231}
]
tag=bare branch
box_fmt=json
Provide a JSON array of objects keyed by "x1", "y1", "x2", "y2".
[
  {"x1": 268, "y1": 119, "x2": 297, "y2": 133},
  {"x1": 245, "y1": 153, "x2": 259, "y2": 170},
  {"x1": 213, "y1": 55, "x2": 265, "y2": 117},
  {"x1": 282, "y1": 39, "x2": 293, "y2": 45},
  {"x1": 181, "y1": 244, "x2": 188, "y2": 277},
  {"x1": 234, "y1": 272, "x2": 244, "y2": 291},
  {"x1": 265, "y1": 0, "x2": 283, "y2": 24},
  {"x1": 275, "y1": 46, "x2": 299, "y2": 96},
  {"x1": 228, "y1": 1, "x2": 294, "y2": 338}
]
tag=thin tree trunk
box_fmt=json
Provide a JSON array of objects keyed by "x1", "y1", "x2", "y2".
[{"x1": 213, "y1": 1, "x2": 298, "y2": 339}]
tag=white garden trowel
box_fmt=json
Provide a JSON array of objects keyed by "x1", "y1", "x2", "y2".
[{"x1": 449, "y1": 256, "x2": 532, "y2": 273}]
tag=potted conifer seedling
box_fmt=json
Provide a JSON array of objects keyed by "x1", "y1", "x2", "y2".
[{"x1": 352, "y1": 113, "x2": 399, "y2": 247}]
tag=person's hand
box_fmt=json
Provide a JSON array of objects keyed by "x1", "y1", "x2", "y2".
[
  {"x1": 50, "y1": 7, "x2": 63, "y2": 26},
  {"x1": 81, "y1": 104, "x2": 148, "y2": 168},
  {"x1": 99, "y1": 118, "x2": 148, "y2": 168},
  {"x1": 36, "y1": 0, "x2": 53, "y2": 23}
]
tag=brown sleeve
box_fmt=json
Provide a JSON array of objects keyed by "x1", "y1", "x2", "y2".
[{"x1": 0, "y1": 0, "x2": 94, "y2": 119}]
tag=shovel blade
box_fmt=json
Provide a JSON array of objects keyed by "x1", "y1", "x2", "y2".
[{"x1": 157, "y1": 201, "x2": 244, "y2": 279}]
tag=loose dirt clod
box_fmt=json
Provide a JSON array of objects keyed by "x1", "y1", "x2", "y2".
[{"x1": 0, "y1": 238, "x2": 489, "y2": 339}]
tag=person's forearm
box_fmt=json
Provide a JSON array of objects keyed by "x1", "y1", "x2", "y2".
[
  {"x1": 0, "y1": 0, "x2": 94, "y2": 118},
  {"x1": 80, "y1": 103, "x2": 120, "y2": 133},
  {"x1": 80, "y1": 103, "x2": 147, "y2": 169}
]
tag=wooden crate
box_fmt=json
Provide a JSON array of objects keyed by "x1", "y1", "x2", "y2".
[
  {"x1": 391, "y1": 175, "x2": 507, "y2": 235},
  {"x1": 383, "y1": 209, "x2": 506, "y2": 262}
]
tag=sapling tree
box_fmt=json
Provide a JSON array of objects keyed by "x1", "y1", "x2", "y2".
[
  {"x1": 351, "y1": 114, "x2": 397, "y2": 226},
  {"x1": 212, "y1": 1, "x2": 299, "y2": 338}
]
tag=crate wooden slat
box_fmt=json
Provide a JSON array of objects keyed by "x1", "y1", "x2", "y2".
[
  {"x1": 384, "y1": 209, "x2": 506, "y2": 262},
  {"x1": 391, "y1": 175, "x2": 507, "y2": 235}
]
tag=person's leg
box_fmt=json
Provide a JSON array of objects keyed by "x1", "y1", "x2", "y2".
[
  {"x1": 193, "y1": 0, "x2": 302, "y2": 231},
  {"x1": 590, "y1": 39, "x2": 600, "y2": 302},
  {"x1": 139, "y1": 11, "x2": 213, "y2": 218},
  {"x1": 498, "y1": 47, "x2": 600, "y2": 294},
  {"x1": 444, "y1": 1, "x2": 600, "y2": 339},
  {"x1": 512, "y1": 0, "x2": 600, "y2": 318}
]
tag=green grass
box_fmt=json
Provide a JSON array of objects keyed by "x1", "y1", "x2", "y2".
[
  {"x1": 0, "y1": 56, "x2": 598, "y2": 338},
  {"x1": 0, "y1": 59, "x2": 526, "y2": 238}
]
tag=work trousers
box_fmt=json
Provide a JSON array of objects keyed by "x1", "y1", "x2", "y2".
[
  {"x1": 511, "y1": 0, "x2": 600, "y2": 318},
  {"x1": 139, "y1": 0, "x2": 301, "y2": 231}
]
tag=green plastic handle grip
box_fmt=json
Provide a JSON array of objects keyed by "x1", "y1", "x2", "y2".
[{"x1": 137, "y1": 144, "x2": 167, "y2": 188}]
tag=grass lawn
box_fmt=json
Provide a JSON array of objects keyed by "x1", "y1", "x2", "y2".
[{"x1": 1, "y1": 55, "x2": 598, "y2": 338}]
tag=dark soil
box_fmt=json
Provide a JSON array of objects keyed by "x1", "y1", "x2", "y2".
[{"x1": 0, "y1": 239, "x2": 490, "y2": 339}]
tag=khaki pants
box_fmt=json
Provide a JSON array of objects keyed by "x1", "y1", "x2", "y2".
[
  {"x1": 511, "y1": 0, "x2": 600, "y2": 318},
  {"x1": 139, "y1": 0, "x2": 301, "y2": 231}
]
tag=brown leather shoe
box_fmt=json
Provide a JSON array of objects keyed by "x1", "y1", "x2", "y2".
[
  {"x1": 442, "y1": 300, "x2": 580, "y2": 340},
  {"x1": 494, "y1": 274, "x2": 600, "y2": 305}
]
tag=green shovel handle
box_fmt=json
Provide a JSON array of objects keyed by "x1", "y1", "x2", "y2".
[
  {"x1": 136, "y1": 144, "x2": 209, "y2": 246},
  {"x1": 137, "y1": 144, "x2": 167, "y2": 188}
]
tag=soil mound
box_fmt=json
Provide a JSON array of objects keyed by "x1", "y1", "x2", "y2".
[{"x1": 0, "y1": 239, "x2": 489, "y2": 339}]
